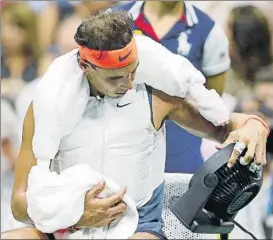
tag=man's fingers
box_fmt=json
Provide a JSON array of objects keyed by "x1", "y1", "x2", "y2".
[
  {"x1": 104, "y1": 212, "x2": 124, "y2": 227},
  {"x1": 109, "y1": 212, "x2": 124, "y2": 223},
  {"x1": 101, "y1": 187, "x2": 127, "y2": 208},
  {"x1": 255, "y1": 136, "x2": 263, "y2": 165},
  {"x1": 215, "y1": 143, "x2": 222, "y2": 150},
  {"x1": 262, "y1": 133, "x2": 267, "y2": 165},
  {"x1": 220, "y1": 130, "x2": 238, "y2": 149},
  {"x1": 86, "y1": 181, "x2": 106, "y2": 198},
  {"x1": 108, "y1": 201, "x2": 127, "y2": 216},
  {"x1": 255, "y1": 131, "x2": 267, "y2": 165},
  {"x1": 220, "y1": 131, "x2": 239, "y2": 168},
  {"x1": 227, "y1": 149, "x2": 240, "y2": 168},
  {"x1": 249, "y1": 130, "x2": 267, "y2": 166},
  {"x1": 228, "y1": 139, "x2": 248, "y2": 168},
  {"x1": 94, "y1": 212, "x2": 124, "y2": 228},
  {"x1": 221, "y1": 138, "x2": 234, "y2": 149},
  {"x1": 243, "y1": 141, "x2": 257, "y2": 165},
  {"x1": 215, "y1": 130, "x2": 240, "y2": 168}
]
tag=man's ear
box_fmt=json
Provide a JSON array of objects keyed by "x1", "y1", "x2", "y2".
[
  {"x1": 78, "y1": 59, "x2": 97, "y2": 74},
  {"x1": 78, "y1": 59, "x2": 89, "y2": 72},
  {"x1": 77, "y1": 53, "x2": 90, "y2": 72}
]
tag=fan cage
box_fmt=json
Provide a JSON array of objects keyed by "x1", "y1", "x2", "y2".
[{"x1": 204, "y1": 161, "x2": 261, "y2": 220}]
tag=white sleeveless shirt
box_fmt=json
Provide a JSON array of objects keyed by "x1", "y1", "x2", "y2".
[
  {"x1": 33, "y1": 36, "x2": 230, "y2": 172},
  {"x1": 56, "y1": 82, "x2": 164, "y2": 207}
]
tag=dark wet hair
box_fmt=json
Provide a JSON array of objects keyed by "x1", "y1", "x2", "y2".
[{"x1": 74, "y1": 10, "x2": 133, "y2": 51}]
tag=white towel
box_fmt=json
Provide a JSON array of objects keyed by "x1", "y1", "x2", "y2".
[
  {"x1": 26, "y1": 163, "x2": 138, "y2": 239},
  {"x1": 32, "y1": 35, "x2": 230, "y2": 161}
]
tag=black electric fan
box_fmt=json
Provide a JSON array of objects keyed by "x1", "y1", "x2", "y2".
[{"x1": 169, "y1": 143, "x2": 263, "y2": 240}]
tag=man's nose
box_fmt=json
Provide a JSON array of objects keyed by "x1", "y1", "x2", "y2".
[{"x1": 126, "y1": 73, "x2": 133, "y2": 90}]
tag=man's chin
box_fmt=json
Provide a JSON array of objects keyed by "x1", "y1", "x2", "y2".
[
  {"x1": 104, "y1": 93, "x2": 122, "y2": 99},
  {"x1": 104, "y1": 91, "x2": 127, "y2": 99},
  {"x1": 113, "y1": 92, "x2": 127, "y2": 98}
]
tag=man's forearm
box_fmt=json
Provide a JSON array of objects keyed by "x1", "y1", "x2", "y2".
[
  {"x1": 11, "y1": 191, "x2": 32, "y2": 224},
  {"x1": 168, "y1": 98, "x2": 250, "y2": 143}
]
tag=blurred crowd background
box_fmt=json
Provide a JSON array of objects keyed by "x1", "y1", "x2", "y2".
[{"x1": 1, "y1": 1, "x2": 273, "y2": 239}]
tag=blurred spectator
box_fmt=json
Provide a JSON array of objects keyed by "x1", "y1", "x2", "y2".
[
  {"x1": 255, "y1": 66, "x2": 273, "y2": 125},
  {"x1": 54, "y1": 16, "x2": 81, "y2": 54},
  {"x1": 26, "y1": 1, "x2": 50, "y2": 15},
  {"x1": 16, "y1": 14, "x2": 82, "y2": 127},
  {"x1": 1, "y1": 98, "x2": 25, "y2": 232},
  {"x1": 237, "y1": 66, "x2": 273, "y2": 120},
  {"x1": 236, "y1": 65, "x2": 273, "y2": 154},
  {"x1": 224, "y1": 5, "x2": 272, "y2": 100},
  {"x1": 37, "y1": 1, "x2": 118, "y2": 53},
  {"x1": 201, "y1": 1, "x2": 273, "y2": 52},
  {"x1": 1, "y1": 2, "x2": 40, "y2": 100},
  {"x1": 1, "y1": 2, "x2": 40, "y2": 82},
  {"x1": 39, "y1": 15, "x2": 81, "y2": 74},
  {"x1": 1, "y1": 78, "x2": 27, "y2": 101},
  {"x1": 74, "y1": 1, "x2": 118, "y2": 18},
  {"x1": 36, "y1": 1, "x2": 74, "y2": 53},
  {"x1": 192, "y1": 2, "x2": 273, "y2": 100},
  {"x1": 255, "y1": 64, "x2": 273, "y2": 154}
]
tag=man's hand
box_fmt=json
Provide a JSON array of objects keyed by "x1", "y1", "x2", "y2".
[
  {"x1": 75, "y1": 181, "x2": 127, "y2": 228},
  {"x1": 218, "y1": 119, "x2": 268, "y2": 168}
]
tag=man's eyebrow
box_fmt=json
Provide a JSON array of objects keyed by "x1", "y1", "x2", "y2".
[{"x1": 109, "y1": 63, "x2": 140, "y2": 80}]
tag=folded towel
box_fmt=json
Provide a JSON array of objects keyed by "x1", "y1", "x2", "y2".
[
  {"x1": 32, "y1": 35, "x2": 230, "y2": 161},
  {"x1": 26, "y1": 163, "x2": 138, "y2": 239}
]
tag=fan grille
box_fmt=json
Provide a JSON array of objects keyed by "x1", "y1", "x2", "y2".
[{"x1": 204, "y1": 161, "x2": 261, "y2": 219}]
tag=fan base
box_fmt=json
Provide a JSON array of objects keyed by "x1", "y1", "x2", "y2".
[{"x1": 191, "y1": 210, "x2": 234, "y2": 234}]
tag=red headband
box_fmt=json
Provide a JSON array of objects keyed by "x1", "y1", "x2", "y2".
[{"x1": 78, "y1": 38, "x2": 137, "y2": 69}]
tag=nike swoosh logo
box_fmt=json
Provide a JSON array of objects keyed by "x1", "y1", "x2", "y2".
[
  {"x1": 117, "y1": 102, "x2": 131, "y2": 108},
  {"x1": 119, "y1": 50, "x2": 132, "y2": 62}
]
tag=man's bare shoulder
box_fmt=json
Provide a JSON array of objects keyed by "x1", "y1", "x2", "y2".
[
  {"x1": 152, "y1": 88, "x2": 187, "y2": 108},
  {"x1": 151, "y1": 89, "x2": 185, "y2": 130}
]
